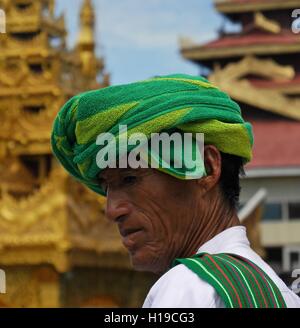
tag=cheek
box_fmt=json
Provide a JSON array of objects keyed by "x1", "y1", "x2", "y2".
[
  {"x1": 127, "y1": 191, "x2": 190, "y2": 271},
  {"x1": 132, "y1": 192, "x2": 185, "y2": 242},
  {"x1": 128, "y1": 203, "x2": 172, "y2": 253},
  {"x1": 136, "y1": 206, "x2": 168, "y2": 241},
  {"x1": 128, "y1": 188, "x2": 166, "y2": 233},
  {"x1": 128, "y1": 177, "x2": 188, "y2": 248}
]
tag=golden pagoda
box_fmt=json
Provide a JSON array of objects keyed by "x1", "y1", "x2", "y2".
[{"x1": 0, "y1": 0, "x2": 155, "y2": 307}]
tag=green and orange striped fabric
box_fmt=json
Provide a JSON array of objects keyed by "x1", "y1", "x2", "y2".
[{"x1": 172, "y1": 253, "x2": 287, "y2": 308}]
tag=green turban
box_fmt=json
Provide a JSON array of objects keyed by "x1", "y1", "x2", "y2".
[{"x1": 51, "y1": 74, "x2": 253, "y2": 195}]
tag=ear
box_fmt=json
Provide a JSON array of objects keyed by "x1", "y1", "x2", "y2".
[{"x1": 197, "y1": 145, "x2": 222, "y2": 193}]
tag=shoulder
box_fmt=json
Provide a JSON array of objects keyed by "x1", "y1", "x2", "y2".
[{"x1": 143, "y1": 263, "x2": 224, "y2": 308}]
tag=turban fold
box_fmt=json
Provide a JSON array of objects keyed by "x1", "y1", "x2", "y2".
[{"x1": 51, "y1": 74, "x2": 253, "y2": 195}]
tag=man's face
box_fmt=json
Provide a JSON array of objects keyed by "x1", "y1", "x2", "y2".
[{"x1": 99, "y1": 168, "x2": 200, "y2": 274}]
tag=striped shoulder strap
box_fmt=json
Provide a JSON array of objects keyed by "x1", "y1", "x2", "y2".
[{"x1": 172, "y1": 252, "x2": 287, "y2": 308}]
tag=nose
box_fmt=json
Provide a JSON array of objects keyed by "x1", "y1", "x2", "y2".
[{"x1": 105, "y1": 191, "x2": 131, "y2": 223}]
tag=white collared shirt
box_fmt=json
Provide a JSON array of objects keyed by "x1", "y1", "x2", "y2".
[{"x1": 142, "y1": 226, "x2": 300, "y2": 308}]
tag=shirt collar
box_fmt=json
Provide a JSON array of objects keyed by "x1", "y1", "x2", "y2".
[{"x1": 196, "y1": 225, "x2": 250, "y2": 255}]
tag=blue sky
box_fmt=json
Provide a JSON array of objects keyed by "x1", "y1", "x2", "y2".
[{"x1": 56, "y1": 0, "x2": 230, "y2": 85}]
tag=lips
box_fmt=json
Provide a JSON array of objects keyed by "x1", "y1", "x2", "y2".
[
  {"x1": 119, "y1": 227, "x2": 142, "y2": 238},
  {"x1": 119, "y1": 227, "x2": 144, "y2": 251}
]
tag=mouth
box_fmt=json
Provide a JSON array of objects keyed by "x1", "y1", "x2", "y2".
[
  {"x1": 119, "y1": 227, "x2": 142, "y2": 238},
  {"x1": 119, "y1": 227, "x2": 144, "y2": 251}
]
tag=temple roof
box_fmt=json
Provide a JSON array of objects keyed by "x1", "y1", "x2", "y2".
[
  {"x1": 246, "y1": 119, "x2": 300, "y2": 169},
  {"x1": 248, "y1": 73, "x2": 300, "y2": 92},
  {"x1": 208, "y1": 55, "x2": 300, "y2": 120},
  {"x1": 215, "y1": 0, "x2": 300, "y2": 14},
  {"x1": 2, "y1": 0, "x2": 66, "y2": 36},
  {"x1": 181, "y1": 29, "x2": 300, "y2": 63}
]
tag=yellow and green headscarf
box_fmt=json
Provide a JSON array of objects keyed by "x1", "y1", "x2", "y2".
[{"x1": 51, "y1": 74, "x2": 253, "y2": 195}]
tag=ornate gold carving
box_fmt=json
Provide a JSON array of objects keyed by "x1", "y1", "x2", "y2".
[
  {"x1": 0, "y1": 266, "x2": 60, "y2": 307},
  {"x1": 254, "y1": 11, "x2": 281, "y2": 34},
  {"x1": 0, "y1": 0, "x2": 115, "y2": 274},
  {"x1": 0, "y1": 156, "x2": 37, "y2": 194},
  {"x1": 0, "y1": 166, "x2": 125, "y2": 271},
  {"x1": 209, "y1": 56, "x2": 300, "y2": 120},
  {"x1": 1, "y1": 0, "x2": 65, "y2": 35},
  {"x1": 0, "y1": 99, "x2": 64, "y2": 157}
]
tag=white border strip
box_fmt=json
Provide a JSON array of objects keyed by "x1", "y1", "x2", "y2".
[{"x1": 244, "y1": 167, "x2": 300, "y2": 178}]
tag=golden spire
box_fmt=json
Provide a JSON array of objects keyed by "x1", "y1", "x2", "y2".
[
  {"x1": 49, "y1": 0, "x2": 55, "y2": 17},
  {"x1": 77, "y1": 0, "x2": 98, "y2": 79},
  {"x1": 78, "y1": 0, "x2": 95, "y2": 49}
]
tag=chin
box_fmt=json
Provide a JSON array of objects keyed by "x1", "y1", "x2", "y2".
[{"x1": 129, "y1": 251, "x2": 166, "y2": 275}]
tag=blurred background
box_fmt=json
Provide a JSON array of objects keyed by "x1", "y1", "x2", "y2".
[{"x1": 0, "y1": 0, "x2": 299, "y2": 307}]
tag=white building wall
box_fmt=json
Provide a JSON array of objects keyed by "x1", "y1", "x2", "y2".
[
  {"x1": 240, "y1": 176, "x2": 300, "y2": 204},
  {"x1": 240, "y1": 175, "x2": 300, "y2": 247}
]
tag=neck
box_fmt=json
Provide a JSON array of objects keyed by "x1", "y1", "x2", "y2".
[{"x1": 181, "y1": 195, "x2": 241, "y2": 258}]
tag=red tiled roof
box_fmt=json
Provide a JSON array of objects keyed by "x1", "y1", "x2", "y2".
[
  {"x1": 246, "y1": 119, "x2": 300, "y2": 169},
  {"x1": 202, "y1": 30, "x2": 300, "y2": 49}
]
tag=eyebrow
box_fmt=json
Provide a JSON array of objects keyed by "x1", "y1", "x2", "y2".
[{"x1": 98, "y1": 168, "x2": 136, "y2": 180}]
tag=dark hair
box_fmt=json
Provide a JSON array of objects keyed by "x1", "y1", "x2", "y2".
[{"x1": 219, "y1": 152, "x2": 245, "y2": 209}]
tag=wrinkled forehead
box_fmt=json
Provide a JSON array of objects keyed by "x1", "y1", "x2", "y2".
[{"x1": 98, "y1": 167, "x2": 153, "y2": 180}]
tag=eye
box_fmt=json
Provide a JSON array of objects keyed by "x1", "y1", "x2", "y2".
[{"x1": 122, "y1": 175, "x2": 137, "y2": 186}]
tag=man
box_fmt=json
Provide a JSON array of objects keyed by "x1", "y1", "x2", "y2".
[{"x1": 51, "y1": 74, "x2": 300, "y2": 308}]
